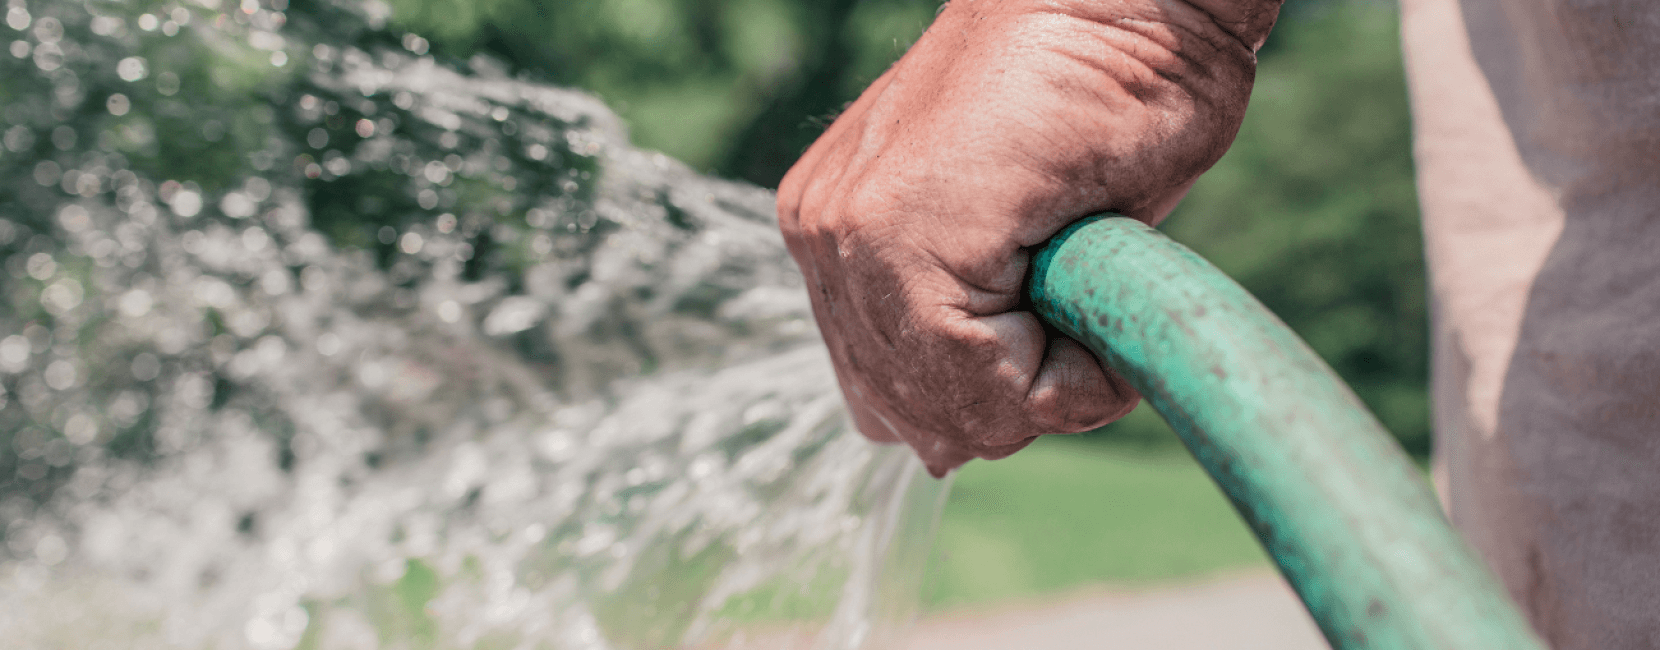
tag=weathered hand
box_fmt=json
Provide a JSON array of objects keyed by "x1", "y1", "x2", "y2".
[{"x1": 778, "y1": 0, "x2": 1279, "y2": 476}]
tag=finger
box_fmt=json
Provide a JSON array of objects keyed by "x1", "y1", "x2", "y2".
[
  {"x1": 1123, "y1": 176, "x2": 1199, "y2": 226},
  {"x1": 848, "y1": 384, "x2": 976, "y2": 478},
  {"x1": 920, "y1": 444, "x2": 977, "y2": 479},
  {"x1": 1024, "y1": 335, "x2": 1140, "y2": 433},
  {"x1": 974, "y1": 434, "x2": 1039, "y2": 461},
  {"x1": 842, "y1": 379, "x2": 903, "y2": 444},
  {"x1": 970, "y1": 309, "x2": 1048, "y2": 392},
  {"x1": 941, "y1": 311, "x2": 1135, "y2": 446}
]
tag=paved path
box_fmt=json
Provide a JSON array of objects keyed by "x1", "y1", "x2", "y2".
[{"x1": 904, "y1": 571, "x2": 1331, "y2": 650}]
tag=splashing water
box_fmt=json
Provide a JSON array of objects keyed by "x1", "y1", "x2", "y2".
[{"x1": 0, "y1": 0, "x2": 949, "y2": 648}]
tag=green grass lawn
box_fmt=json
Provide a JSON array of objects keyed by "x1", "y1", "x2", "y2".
[{"x1": 922, "y1": 405, "x2": 1272, "y2": 609}]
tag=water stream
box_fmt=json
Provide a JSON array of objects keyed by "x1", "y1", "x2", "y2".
[{"x1": 0, "y1": 0, "x2": 949, "y2": 647}]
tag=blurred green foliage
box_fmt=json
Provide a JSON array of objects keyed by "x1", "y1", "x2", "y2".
[
  {"x1": 386, "y1": 0, "x2": 1430, "y2": 454},
  {"x1": 383, "y1": 0, "x2": 940, "y2": 185},
  {"x1": 1163, "y1": 1, "x2": 1429, "y2": 455}
]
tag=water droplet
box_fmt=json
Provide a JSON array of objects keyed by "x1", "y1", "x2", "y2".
[
  {"x1": 64, "y1": 414, "x2": 99, "y2": 445},
  {"x1": 398, "y1": 232, "x2": 422, "y2": 254},
  {"x1": 34, "y1": 17, "x2": 63, "y2": 44},
  {"x1": 437, "y1": 300, "x2": 462, "y2": 323},
  {"x1": 156, "y1": 71, "x2": 180, "y2": 95},
  {"x1": 16, "y1": 462, "x2": 46, "y2": 481},
  {"x1": 106, "y1": 92, "x2": 130, "y2": 116},
  {"x1": 259, "y1": 268, "x2": 290, "y2": 295},
  {"x1": 323, "y1": 153, "x2": 350, "y2": 175},
  {"x1": 117, "y1": 56, "x2": 147, "y2": 82},
  {"x1": 221, "y1": 192, "x2": 256, "y2": 218},
  {"x1": 34, "y1": 535, "x2": 67, "y2": 566},
  {"x1": 44, "y1": 360, "x2": 77, "y2": 390},
  {"x1": 422, "y1": 160, "x2": 448, "y2": 184},
  {"x1": 244, "y1": 177, "x2": 272, "y2": 201},
  {"x1": 5, "y1": 7, "x2": 29, "y2": 31},
  {"x1": 41, "y1": 279, "x2": 84, "y2": 313},
  {"x1": 194, "y1": 277, "x2": 236, "y2": 308},
  {"x1": 315, "y1": 332, "x2": 341, "y2": 357},
  {"x1": 300, "y1": 265, "x2": 328, "y2": 292},
  {"x1": 119, "y1": 289, "x2": 152, "y2": 317},
  {"x1": 31, "y1": 41, "x2": 61, "y2": 71},
  {"x1": 482, "y1": 296, "x2": 545, "y2": 336},
  {"x1": 400, "y1": 33, "x2": 427, "y2": 55},
  {"x1": 168, "y1": 188, "x2": 202, "y2": 217},
  {"x1": 25, "y1": 252, "x2": 55, "y2": 279},
  {"x1": 51, "y1": 126, "x2": 76, "y2": 151},
  {"x1": 33, "y1": 160, "x2": 60, "y2": 186},
  {"x1": 0, "y1": 335, "x2": 29, "y2": 372},
  {"x1": 4, "y1": 125, "x2": 32, "y2": 152},
  {"x1": 242, "y1": 227, "x2": 270, "y2": 251},
  {"x1": 130, "y1": 352, "x2": 161, "y2": 381},
  {"x1": 57, "y1": 205, "x2": 90, "y2": 232},
  {"x1": 89, "y1": 15, "x2": 124, "y2": 37}
]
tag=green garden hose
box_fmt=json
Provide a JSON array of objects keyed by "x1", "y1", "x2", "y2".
[{"x1": 1027, "y1": 215, "x2": 1546, "y2": 650}]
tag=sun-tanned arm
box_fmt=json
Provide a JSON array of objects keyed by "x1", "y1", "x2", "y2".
[{"x1": 776, "y1": 0, "x2": 1283, "y2": 477}]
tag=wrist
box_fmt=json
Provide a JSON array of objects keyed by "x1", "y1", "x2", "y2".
[{"x1": 937, "y1": 0, "x2": 1281, "y2": 54}]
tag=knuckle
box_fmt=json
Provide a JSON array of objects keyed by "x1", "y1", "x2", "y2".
[
  {"x1": 775, "y1": 189, "x2": 801, "y2": 225},
  {"x1": 777, "y1": 163, "x2": 807, "y2": 202},
  {"x1": 777, "y1": 212, "x2": 806, "y2": 249},
  {"x1": 778, "y1": 193, "x2": 841, "y2": 260},
  {"x1": 838, "y1": 188, "x2": 902, "y2": 237}
]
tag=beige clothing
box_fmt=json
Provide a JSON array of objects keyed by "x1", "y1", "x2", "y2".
[{"x1": 1400, "y1": 0, "x2": 1660, "y2": 646}]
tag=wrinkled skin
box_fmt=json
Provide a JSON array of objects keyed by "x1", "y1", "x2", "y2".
[{"x1": 777, "y1": 0, "x2": 1281, "y2": 476}]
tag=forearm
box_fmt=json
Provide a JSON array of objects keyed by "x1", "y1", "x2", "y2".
[{"x1": 941, "y1": 0, "x2": 1282, "y2": 52}]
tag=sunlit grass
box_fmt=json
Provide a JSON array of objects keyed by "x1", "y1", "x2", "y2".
[{"x1": 923, "y1": 405, "x2": 1270, "y2": 609}]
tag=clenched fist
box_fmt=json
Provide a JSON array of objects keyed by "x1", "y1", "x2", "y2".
[{"x1": 778, "y1": 0, "x2": 1280, "y2": 476}]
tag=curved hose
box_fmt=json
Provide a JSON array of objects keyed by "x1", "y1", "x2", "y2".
[{"x1": 1027, "y1": 215, "x2": 1545, "y2": 650}]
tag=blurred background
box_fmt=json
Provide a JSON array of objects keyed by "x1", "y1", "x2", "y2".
[
  {"x1": 0, "y1": 0, "x2": 1423, "y2": 635},
  {"x1": 380, "y1": 0, "x2": 1424, "y2": 609}
]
